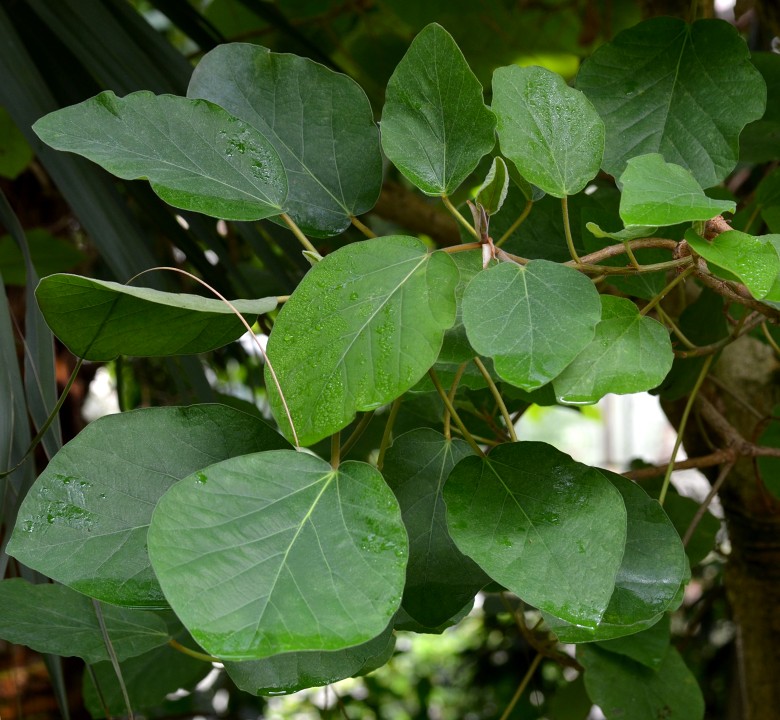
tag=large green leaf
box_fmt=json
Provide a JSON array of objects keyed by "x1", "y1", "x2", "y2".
[
  {"x1": 0, "y1": 579, "x2": 170, "y2": 663},
  {"x1": 579, "y1": 644, "x2": 704, "y2": 720},
  {"x1": 462, "y1": 260, "x2": 601, "y2": 391},
  {"x1": 492, "y1": 65, "x2": 604, "y2": 198},
  {"x1": 148, "y1": 451, "x2": 408, "y2": 660},
  {"x1": 596, "y1": 615, "x2": 671, "y2": 671},
  {"x1": 546, "y1": 471, "x2": 685, "y2": 642},
  {"x1": 576, "y1": 17, "x2": 766, "y2": 188},
  {"x1": 619, "y1": 154, "x2": 735, "y2": 227},
  {"x1": 188, "y1": 43, "x2": 382, "y2": 237},
  {"x1": 224, "y1": 623, "x2": 394, "y2": 695},
  {"x1": 7, "y1": 405, "x2": 289, "y2": 608},
  {"x1": 685, "y1": 229, "x2": 780, "y2": 301},
  {"x1": 33, "y1": 91, "x2": 287, "y2": 221},
  {"x1": 553, "y1": 295, "x2": 673, "y2": 405},
  {"x1": 740, "y1": 52, "x2": 780, "y2": 163},
  {"x1": 265, "y1": 236, "x2": 458, "y2": 446},
  {"x1": 444, "y1": 442, "x2": 627, "y2": 628},
  {"x1": 35, "y1": 274, "x2": 277, "y2": 361},
  {"x1": 382, "y1": 429, "x2": 488, "y2": 629},
  {"x1": 380, "y1": 23, "x2": 496, "y2": 196}
]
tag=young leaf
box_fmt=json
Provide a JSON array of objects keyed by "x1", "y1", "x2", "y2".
[
  {"x1": 685, "y1": 229, "x2": 780, "y2": 301},
  {"x1": 576, "y1": 17, "x2": 766, "y2": 188},
  {"x1": 0, "y1": 579, "x2": 170, "y2": 663},
  {"x1": 224, "y1": 623, "x2": 394, "y2": 696},
  {"x1": 553, "y1": 295, "x2": 674, "y2": 405},
  {"x1": 585, "y1": 221, "x2": 658, "y2": 242},
  {"x1": 382, "y1": 429, "x2": 489, "y2": 629},
  {"x1": 7, "y1": 405, "x2": 289, "y2": 607},
  {"x1": 147, "y1": 451, "x2": 408, "y2": 660},
  {"x1": 545, "y1": 471, "x2": 686, "y2": 642},
  {"x1": 188, "y1": 43, "x2": 382, "y2": 237},
  {"x1": 35, "y1": 274, "x2": 277, "y2": 361},
  {"x1": 492, "y1": 65, "x2": 604, "y2": 198},
  {"x1": 380, "y1": 23, "x2": 496, "y2": 196},
  {"x1": 476, "y1": 157, "x2": 510, "y2": 216},
  {"x1": 444, "y1": 442, "x2": 627, "y2": 629},
  {"x1": 619, "y1": 154, "x2": 735, "y2": 227},
  {"x1": 265, "y1": 236, "x2": 458, "y2": 446},
  {"x1": 579, "y1": 644, "x2": 704, "y2": 720},
  {"x1": 462, "y1": 260, "x2": 602, "y2": 391},
  {"x1": 33, "y1": 91, "x2": 288, "y2": 221}
]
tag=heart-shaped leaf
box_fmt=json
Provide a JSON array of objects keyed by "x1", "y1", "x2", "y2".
[
  {"x1": 0, "y1": 579, "x2": 169, "y2": 663},
  {"x1": 188, "y1": 43, "x2": 382, "y2": 237},
  {"x1": 35, "y1": 274, "x2": 276, "y2": 361},
  {"x1": 148, "y1": 451, "x2": 408, "y2": 660},
  {"x1": 553, "y1": 295, "x2": 674, "y2": 405},
  {"x1": 33, "y1": 91, "x2": 287, "y2": 220},
  {"x1": 265, "y1": 236, "x2": 458, "y2": 446},
  {"x1": 444, "y1": 442, "x2": 627, "y2": 628},
  {"x1": 462, "y1": 260, "x2": 602, "y2": 391},
  {"x1": 576, "y1": 17, "x2": 766, "y2": 188},
  {"x1": 619, "y1": 154, "x2": 735, "y2": 227},
  {"x1": 380, "y1": 23, "x2": 496, "y2": 196},
  {"x1": 7, "y1": 405, "x2": 289, "y2": 607},
  {"x1": 492, "y1": 65, "x2": 604, "y2": 198}
]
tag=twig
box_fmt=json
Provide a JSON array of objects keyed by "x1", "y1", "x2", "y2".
[
  {"x1": 376, "y1": 398, "x2": 402, "y2": 471},
  {"x1": 498, "y1": 653, "x2": 543, "y2": 720},
  {"x1": 350, "y1": 215, "x2": 376, "y2": 238},
  {"x1": 496, "y1": 199, "x2": 533, "y2": 247},
  {"x1": 682, "y1": 462, "x2": 734, "y2": 547},
  {"x1": 623, "y1": 450, "x2": 734, "y2": 480},
  {"x1": 340, "y1": 411, "x2": 375, "y2": 459},
  {"x1": 443, "y1": 362, "x2": 469, "y2": 440},
  {"x1": 93, "y1": 600, "x2": 134, "y2": 720},
  {"x1": 429, "y1": 369, "x2": 484, "y2": 456},
  {"x1": 442, "y1": 195, "x2": 480, "y2": 240},
  {"x1": 473, "y1": 357, "x2": 517, "y2": 441}
]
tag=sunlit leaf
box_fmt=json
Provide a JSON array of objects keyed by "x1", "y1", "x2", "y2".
[
  {"x1": 33, "y1": 91, "x2": 288, "y2": 220},
  {"x1": 148, "y1": 451, "x2": 407, "y2": 660},
  {"x1": 35, "y1": 274, "x2": 277, "y2": 361},
  {"x1": 8, "y1": 405, "x2": 288, "y2": 607}
]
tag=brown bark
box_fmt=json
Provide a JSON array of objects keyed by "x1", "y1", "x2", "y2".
[{"x1": 664, "y1": 337, "x2": 780, "y2": 719}]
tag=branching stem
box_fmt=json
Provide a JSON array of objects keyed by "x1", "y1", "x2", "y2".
[
  {"x1": 429, "y1": 369, "x2": 484, "y2": 456},
  {"x1": 561, "y1": 196, "x2": 581, "y2": 264},
  {"x1": 442, "y1": 194, "x2": 480, "y2": 240},
  {"x1": 377, "y1": 398, "x2": 402, "y2": 471},
  {"x1": 280, "y1": 212, "x2": 320, "y2": 255},
  {"x1": 473, "y1": 357, "x2": 516, "y2": 442},
  {"x1": 496, "y1": 199, "x2": 532, "y2": 247}
]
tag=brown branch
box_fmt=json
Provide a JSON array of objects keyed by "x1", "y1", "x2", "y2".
[
  {"x1": 576, "y1": 238, "x2": 679, "y2": 265},
  {"x1": 675, "y1": 312, "x2": 766, "y2": 358},
  {"x1": 624, "y1": 450, "x2": 734, "y2": 480}
]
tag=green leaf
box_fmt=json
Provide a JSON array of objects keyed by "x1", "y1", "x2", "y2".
[
  {"x1": 438, "y1": 249, "x2": 482, "y2": 364},
  {"x1": 0, "y1": 229, "x2": 85, "y2": 286},
  {"x1": 380, "y1": 23, "x2": 496, "y2": 196},
  {"x1": 0, "y1": 106, "x2": 33, "y2": 179},
  {"x1": 740, "y1": 52, "x2": 780, "y2": 163},
  {"x1": 382, "y1": 429, "x2": 488, "y2": 629},
  {"x1": 462, "y1": 260, "x2": 602, "y2": 391},
  {"x1": 35, "y1": 273, "x2": 277, "y2": 361},
  {"x1": 0, "y1": 579, "x2": 170, "y2": 663},
  {"x1": 148, "y1": 451, "x2": 408, "y2": 660},
  {"x1": 265, "y1": 236, "x2": 458, "y2": 446},
  {"x1": 585, "y1": 221, "x2": 657, "y2": 242},
  {"x1": 476, "y1": 157, "x2": 509, "y2": 216},
  {"x1": 33, "y1": 91, "x2": 287, "y2": 221},
  {"x1": 685, "y1": 229, "x2": 780, "y2": 301},
  {"x1": 619, "y1": 154, "x2": 735, "y2": 227},
  {"x1": 546, "y1": 471, "x2": 685, "y2": 642},
  {"x1": 7, "y1": 405, "x2": 289, "y2": 607},
  {"x1": 492, "y1": 65, "x2": 604, "y2": 198},
  {"x1": 596, "y1": 614, "x2": 671, "y2": 671},
  {"x1": 579, "y1": 644, "x2": 704, "y2": 720},
  {"x1": 188, "y1": 43, "x2": 382, "y2": 237},
  {"x1": 83, "y1": 630, "x2": 210, "y2": 718},
  {"x1": 224, "y1": 623, "x2": 394, "y2": 695},
  {"x1": 444, "y1": 442, "x2": 627, "y2": 628},
  {"x1": 553, "y1": 295, "x2": 674, "y2": 405},
  {"x1": 576, "y1": 17, "x2": 766, "y2": 188}
]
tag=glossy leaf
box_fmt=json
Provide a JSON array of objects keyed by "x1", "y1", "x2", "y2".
[
  {"x1": 444, "y1": 442, "x2": 627, "y2": 628},
  {"x1": 7, "y1": 405, "x2": 289, "y2": 607},
  {"x1": 577, "y1": 17, "x2": 765, "y2": 188},
  {"x1": 462, "y1": 260, "x2": 601, "y2": 391},
  {"x1": 265, "y1": 236, "x2": 458, "y2": 446},
  {"x1": 382, "y1": 429, "x2": 488, "y2": 629},
  {"x1": 224, "y1": 623, "x2": 394, "y2": 695},
  {"x1": 188, "y1": 43, "x2": 382, "y2": 237},
  {"x1": 685, "y1": 229, "x2": 780, "y2": 301},
  {"x1": 579, "y1": 644, "x2": 704, "y2": 720},
  {"x1": 546, "y1": 471, "x2": 685, "y2": 642},
  {"x1": 492, "y1": 65, "x2": 604, "y2": 198},
  {"x1": 148, "y1": 451, "x2": 408, "y2": 660},
  {"x1": 35, "y1": 274, "x2": 277, "y2": 361},
  {"x1": 33, "y1": 91, "x2": 288, "y2": 221},
  {"x1": 476, "y1": 157, "x2": 509, "y2": 216},
  {"x1": 553, "y1": 295, "x2": 674, "y2": 405},
  {"x1": 380, "y1": 23, "x2": 496, "y2": 196},
  {"x1": 619, "y1": 154, "x2": 735, "y2": 227},
  {"x1": 0, "y1": 579, "x2": 169, "y2": 663}
]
